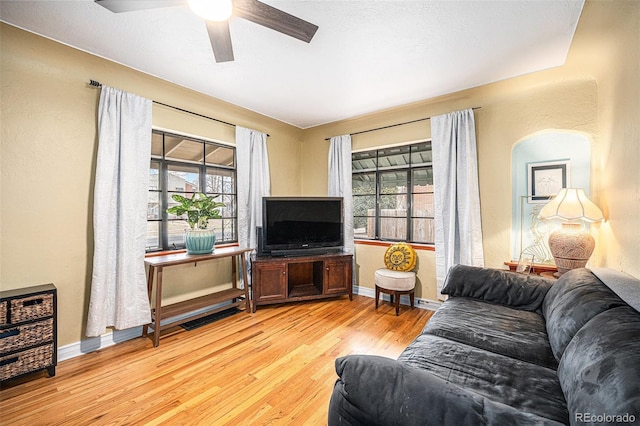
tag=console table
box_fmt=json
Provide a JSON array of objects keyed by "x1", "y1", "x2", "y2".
[{"x1": 143, "y1": 247, "x2": 252, "y2": 347}]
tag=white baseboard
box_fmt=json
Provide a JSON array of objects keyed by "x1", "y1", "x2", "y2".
[
  {"x1": 58, "y1": 301, "x2": 233, "y2": 362},
  {"x1": 353, "y1": 285, "x2": 442, "y2": 311},
  {"x1": 58, "y1": 290, "x2": 441, "y2": 362},
  {"x1": 58, "y1": 326, "x2": 143, "y2": 362}
]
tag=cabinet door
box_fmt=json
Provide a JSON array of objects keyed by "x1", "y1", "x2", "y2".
[
  {"x1": 253, "y1": 262, "x2": 287, "y2": 302},
  {"x1": 323, "y1": 257, "x2": 352, "y2": 295}
]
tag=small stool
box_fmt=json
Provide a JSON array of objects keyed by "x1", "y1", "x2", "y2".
[{"x1": 375, "y1": 268, "x2": 416, "y2": 316}]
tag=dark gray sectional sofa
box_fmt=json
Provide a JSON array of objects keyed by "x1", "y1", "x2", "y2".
[{"x1": 328, "y1": 266, "x2": 640, "y2": 425}]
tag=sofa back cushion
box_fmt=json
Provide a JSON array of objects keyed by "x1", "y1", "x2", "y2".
[
  {"x1": 558, "y1": 306, "x2": 640, "y2": 420},
  {"x1": 542, "y1": 268, "x2": 626, "y2": 361}
]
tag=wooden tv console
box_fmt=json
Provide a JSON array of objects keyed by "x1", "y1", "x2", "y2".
[{"x1": 251, "y1": 252, "x2": 353, "y2": 312}]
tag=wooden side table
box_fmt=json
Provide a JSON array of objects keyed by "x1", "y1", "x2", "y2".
[
  {"x1": 143, "y1": 247, "x2": 252, "y2": 347},
  {"x1": 504, "y1": 261, "x2": 558, "y2": 276},
  {"x1": 539, "y1": 271, "x2": 559, "y2": 280}
]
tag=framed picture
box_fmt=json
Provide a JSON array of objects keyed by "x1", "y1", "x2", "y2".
[{"x1": 528, "y1": 160, "x2": 570, "y2": 204}]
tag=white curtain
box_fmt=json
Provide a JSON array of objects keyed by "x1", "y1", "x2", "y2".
[
  {"x1": 328, "y1": 135, "x2": 355, "y2": 268},
  {"x1": 86, "y1": 86, "x2": 152, "y2": 337},
  {"x1": 237, "y1": 126, "x2": 271, "y2": 253},
  {"x1": 432, "y1": 108, "x2": 484, "y2": 299}
]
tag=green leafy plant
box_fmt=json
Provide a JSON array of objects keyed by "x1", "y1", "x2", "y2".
[{"x1": 166, "y1": 192, "x2": 225, "y2": 230}]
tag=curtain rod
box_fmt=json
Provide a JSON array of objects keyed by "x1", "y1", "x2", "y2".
[
  {"x1": 324, "y1": 106, "x2": 481, "y2": 141},
  {"x1": 88, "y1": 79, "x2": 270, "y2": 137}
]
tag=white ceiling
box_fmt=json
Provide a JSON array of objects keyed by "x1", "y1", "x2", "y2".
[{"x1": 1, "y1": 0, "x2": 584, "y2": 129}]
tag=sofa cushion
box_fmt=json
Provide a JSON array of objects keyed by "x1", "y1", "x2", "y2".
[
  {"x1": 542, "y1": 268, "x2": 627, "y2": 361},
  {"x1": 442, "y1": 264, "x2": 555, "y2": 313},
  {"x1": 558, "y1": 306, "x2": 640, "y2": 422},
  {"x1": 330, "y1": 355, "x2": 566, "y2": 426},
  {"x1": 398, "y1": 335, "x2": 568, "y2": 424},
  {"x1": 422, "y1": 297, "x2": 557, "y2": 369}
]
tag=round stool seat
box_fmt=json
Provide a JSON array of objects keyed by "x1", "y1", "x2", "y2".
[{"x1": 375, "y1": 268, "x2": 416, "y2": 291}]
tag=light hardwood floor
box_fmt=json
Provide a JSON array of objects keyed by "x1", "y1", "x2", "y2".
[{"x1": 0, "y1": 295, "x2": 433, "y2": 425}]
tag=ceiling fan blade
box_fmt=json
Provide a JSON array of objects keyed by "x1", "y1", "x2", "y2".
[
  {"x1": 95, "y1": 0, "x2": 185, "y2": 13},
  {"x1": 234, "y1": 0, "x2": 318, "y2": 43},
  {"x1": 206, "y1": 20, "x2": 235, "y2": 63}
]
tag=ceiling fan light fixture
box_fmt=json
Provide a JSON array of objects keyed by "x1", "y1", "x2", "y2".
[{"x1": 188, "y1": 0, "x2": 233, "y2": 22}]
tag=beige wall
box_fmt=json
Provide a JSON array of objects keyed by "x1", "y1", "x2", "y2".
[
  {"x1": 302, "y1": 79, "x2": 598, "y2": 300},
  {"x1": 301, "y1": 0, "x2": 639, "y2": 300},
  {"x1": 1, "y1": 0, "x2": 638, "y2": 347},
  {"x1": 0, "y1": 24, "x2": 303, "y2": 346},
  {"x1": 574, "y1": 0, "x2": 640, "y2": 275}
]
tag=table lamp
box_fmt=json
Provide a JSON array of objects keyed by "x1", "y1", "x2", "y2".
[{"x1": 538, "y1": 188, "x2": 603, "y2": 277}]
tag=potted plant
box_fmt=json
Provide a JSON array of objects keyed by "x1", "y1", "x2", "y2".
[{"x1": 166, "y1": 192, "x2": 225, "y2": 254}]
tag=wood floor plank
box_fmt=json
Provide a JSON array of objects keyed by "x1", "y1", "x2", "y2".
[{"x1": 0, "y1": 295, "x2": 433, "y2": 425}]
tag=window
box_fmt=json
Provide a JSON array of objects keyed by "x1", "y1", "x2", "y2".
[
  {"x1": 352, "y1": 142, "x2": 434, "y2": 244},
  {"x1": 147, "y1": 130, "x2": 237, "y2": 252}
]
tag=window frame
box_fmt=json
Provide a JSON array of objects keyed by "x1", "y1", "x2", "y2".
[
  {"x1": 352, "y1": 141, "x2": 434, "y2": 245},
  {"x1": 148, "y1": 129, "x2": 237, "y2": 253}
]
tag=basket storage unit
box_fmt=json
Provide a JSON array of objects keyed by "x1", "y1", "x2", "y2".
[{"x1": 0, "y1": 284, "x2": 57, "y2": 382}]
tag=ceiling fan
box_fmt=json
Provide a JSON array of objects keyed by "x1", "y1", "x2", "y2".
[{"x1": 95, "y1": 0, "x2": 319, "y2": 63}]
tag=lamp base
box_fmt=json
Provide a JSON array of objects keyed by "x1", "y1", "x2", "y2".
[{"x1": 548, "y1": 223, "x2": 595, "y2": 276}]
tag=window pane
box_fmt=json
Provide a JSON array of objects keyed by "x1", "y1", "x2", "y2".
[
  {"x1": 147, "y1": 130, "x2": 238, "y2": 251},
  {"x1": 353, "y1": 172, "x2": 375, "y2": 194},
  {"x1": 412, "y1": 168, "x2": 433, "y2": 192},
  {"x1": 221, "y1": 218, "x2": 236, "y2": 241},
  {"x1": 351, "y1": 142, "x2": 435, "y2": 245},
  {"x1": 353, "y1": 216, "x2": 374, "y2": 239},
  {"x1": 206, "y1": 168, "x2": 235, "y2": 194},
  {"x1": 412, "y1": 193, "x2": 434, "y2": 217},
  {"x1": 148, "y1": 162, "x2": 161, "y2": 220},
  {"x1": 352, "y1": 151, "x2": 377, "y2": 171},
  {"x1": 380, "y1": 217, "x2": 407, "y2": 240},
  {"x1": 151, "y1": 132, "x2": 163, "y2": 158},
  {"x1": 410, "y1": 142, "x2": 432, "y2": 165},
  {"x1": 148, "y1": 193, "x2": 161, "y2": 220},
  {"x1": 380, "y1": 194, "x2": 407, "y2": 213},
  {"x1": 168, "y1": 164, "x2": 200, "y2": 194},
  {"x1": 380, "y1": 171, "x2": 407, "y2": 194},
  {"x1": 167, "y1": 220, "x2": 190, "y2": 248},
  {"x1": 206, "y1": 218, "x2": 236, "y2": 242},
  {"x1": 378, "y1": 146, "x2": 410, "y2": 169},
  {"x1": 217, "y1": 194, "x2": 236, "y2": 218},
  {"x1": 146, "y1": 221, "x2": 161, "y2": 251},
  {"x1": 353, "y1": 195, "x2": 376, "y2": 217},
  {"x1": 165, "y1": 135, "x2": 204, "y2": 163},
  {"x1": 149, "y1": 161, "x2": 160, "y2": 189},
  {"x1": 205, "y1": 144, "x2": 235, "y2": 167},
  {"x1": 412, "y1": 218, "x2": 435, "y2": 244}
]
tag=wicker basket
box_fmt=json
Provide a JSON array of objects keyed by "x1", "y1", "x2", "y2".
[
  {"x1": 10, "y1": 294, "x2": 54, "y2": 323},
  {"x1": 0, "y1": 318, "x2": 54, "y2": 353},
  {"x1": 0, "y1": 343, "x2": 53, "y2": 381},
  {"x1": 0, "y1": 301, "x2": 6, "y2": 326}
]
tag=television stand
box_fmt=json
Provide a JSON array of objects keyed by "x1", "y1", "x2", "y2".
[
  {"x1": 269, "y1": 247, "x2": 344, "y2": 258},
  {"x1": 251, "y1": 252, "x2": 353, "y2": 312}
]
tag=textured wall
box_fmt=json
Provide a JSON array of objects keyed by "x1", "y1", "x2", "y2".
[
  {"x1": 300, "y1": 0, "x2": 640, "y2": 300},
  {"x1": 0, "y1": 24, "x2": 303, "y2": 346}
]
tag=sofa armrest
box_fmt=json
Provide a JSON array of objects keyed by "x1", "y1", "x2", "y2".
[
  {"x1": 328, "y1": 355, "x2": 565, "y2": 426},
  {"x1": 441, "y1": 264, "x2": 554, "y2": 312},
  {"x1": 328, "y1": 355, "x2": 485, "y2": 426}
]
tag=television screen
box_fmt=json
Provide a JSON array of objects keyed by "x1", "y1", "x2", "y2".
[{"x1": 262, "y1": 197, "x2": 343, "y2": 255}]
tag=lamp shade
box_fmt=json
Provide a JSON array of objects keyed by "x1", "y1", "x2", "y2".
[{"x1": 538, "y1": 188, "x2": 603, "y2": 222}]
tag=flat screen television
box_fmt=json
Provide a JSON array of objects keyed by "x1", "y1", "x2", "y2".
[{"x1": 260, "y1": 197, "x2": 344, "y2": 257}]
